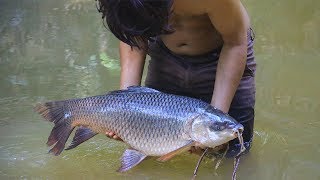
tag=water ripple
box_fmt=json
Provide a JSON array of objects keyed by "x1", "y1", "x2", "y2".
[{"x1": 9, "y1": 9, "x2": 25, "y2": 27}]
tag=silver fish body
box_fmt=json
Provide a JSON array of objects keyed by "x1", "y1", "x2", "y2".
[{"x1": 35, "y1": 86, "x2": 243, "y2": 171}]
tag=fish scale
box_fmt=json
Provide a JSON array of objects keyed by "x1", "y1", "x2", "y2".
[{"x1": 64, "y1": 92, "x2": 203, "y2": 155}]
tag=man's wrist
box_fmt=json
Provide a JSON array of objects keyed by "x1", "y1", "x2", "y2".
[{"x1": 210, "y1": 101, "x2": 229, "y2": 113}]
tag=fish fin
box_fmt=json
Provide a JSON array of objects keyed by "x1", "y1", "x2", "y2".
[
  {"x1": 65, "y1": 126, "x2": 97, "y2": 150},
  {"x1": 34, "y1": 102, "x2": 74, "y2": 156},
  {"x1": 34, "y1": 101, "x2": 66, "y2": 124},
  {"x1": 117, "y1": 149, "x2": 147, "y2": 172},
  {"x1": 127, "y1": 86, "x2": 160, "y2": 93},
  {"x1": 157, "y1": 141, "x2": 195, "y2": 162},
  {"x1": 109, "y1": 86, "x2": 160, "y2": 95}
]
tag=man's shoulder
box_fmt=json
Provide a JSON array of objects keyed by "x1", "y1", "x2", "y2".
[
  {"x1": 173, "y1": 0, "x2": 206, "y2": 15},
  {"x1": 173, "y1": 0, "x2": 244, "y2": 15}
]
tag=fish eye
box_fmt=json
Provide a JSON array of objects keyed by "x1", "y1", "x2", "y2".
[
  {"x1": 209, "y1": 122, "x2": 227, "y2": 131},
  {"x1": 209, "y1": 124, "x2": 221, "y2": 131}
]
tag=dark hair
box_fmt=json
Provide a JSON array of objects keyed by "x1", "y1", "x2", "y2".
[{"x1": 96, "y1": 0, "x2": 173, "y2": 48}]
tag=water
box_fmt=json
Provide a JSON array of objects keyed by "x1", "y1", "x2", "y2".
[{"x1": 0, "y1": 0, "x2": 319, "y2": 179}]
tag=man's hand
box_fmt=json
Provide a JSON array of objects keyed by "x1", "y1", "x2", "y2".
[{"x1": 105, "y1": 131, "x2": 123, "y2": 141}]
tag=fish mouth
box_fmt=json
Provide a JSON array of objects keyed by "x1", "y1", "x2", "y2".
[
  {"x1": 231, "y1": 124, "x2": 246, "y2": 155},
  {"x1": 232, "y1": 124, "x2": 244, "y2": 137}
]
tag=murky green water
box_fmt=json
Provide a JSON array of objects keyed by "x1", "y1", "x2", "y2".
[{"x1": 0, "y1": 0, "x2": 319, "y2": 179}]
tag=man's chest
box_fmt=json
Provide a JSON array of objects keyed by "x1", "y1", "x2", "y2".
[{"x1": 170, "y1": 0, "x2": 213, "y2": 29}]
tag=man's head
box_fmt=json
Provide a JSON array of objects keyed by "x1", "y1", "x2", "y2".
[{"x1": 96, "y1": 0, "x2": 173, "y2": 48}]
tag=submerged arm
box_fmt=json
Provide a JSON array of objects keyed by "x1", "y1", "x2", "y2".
[{"x1": 203, "y1": 0, "x2": 250, "y2": 113}]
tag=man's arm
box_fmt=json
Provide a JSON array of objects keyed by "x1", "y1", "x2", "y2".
[
  {"x1": 203, "y1": 0, "x2": 250, "y2": 113},
  {"x1": 119, "y1": 41, "x2": 147, "y2": 89}
]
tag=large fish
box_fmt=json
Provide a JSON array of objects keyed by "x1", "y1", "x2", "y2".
[{"x1": 35, "y1": 86, "x2": 244, "y2": 172}]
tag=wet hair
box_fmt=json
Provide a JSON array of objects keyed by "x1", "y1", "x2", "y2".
[{"x1": 96, "y1": 0, "x2": 174, "y2": 48}]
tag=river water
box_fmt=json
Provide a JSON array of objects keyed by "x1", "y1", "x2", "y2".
[{"x1": 0, "y1": 0, "x2": 319, "y2": 179}]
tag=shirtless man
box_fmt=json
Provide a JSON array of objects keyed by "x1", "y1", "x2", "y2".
[{"x1": 96, "y1": 0, "x2": 256, "y2": 157}]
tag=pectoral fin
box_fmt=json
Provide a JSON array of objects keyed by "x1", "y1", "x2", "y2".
[
  {"x1": 157, "y1": 141, "x2": 195, "y2": 162},
  {"x1": 65, "y1": 126, "x2": 97, "y2": 150},
  {"x1": 117, "y1": 149, "x2": 147, "y2": 172}
]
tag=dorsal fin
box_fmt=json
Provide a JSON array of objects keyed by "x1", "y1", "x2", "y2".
[
  {"x1": 109, "y1": 86, "x2": 160, "y2": 95},
  {"x1": 127, "y1": 86, "x2": 160, "y2": 93}
]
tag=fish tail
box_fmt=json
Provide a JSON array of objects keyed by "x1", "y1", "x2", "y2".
[{"x1": 35, "y1": 101, "x2": 74, "y2": 156}]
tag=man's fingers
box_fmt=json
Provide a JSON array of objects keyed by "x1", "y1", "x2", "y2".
[
  {"x1": 105, "y1": 132, "x2": 123, "y2": 141},
  {"x1": 113, "y1": 135, "x2": 124, "y2": 141},
  {"x1": 189, "y1": 146, "x2": 196, "y2": 153},
  {"x1": 189, "y1": 146, "x2": 205, "y2": 156},
  {"x1": 106, "y1": 132, "x2": 116, "y2": 139},
  {"x1": 106, "y1": 132, "x2": 114, "y2": 137}
]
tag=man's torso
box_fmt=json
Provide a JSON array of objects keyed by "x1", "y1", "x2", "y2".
[{"x1": 160, "y1": 0, "x2": 249, "y2": 56}]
